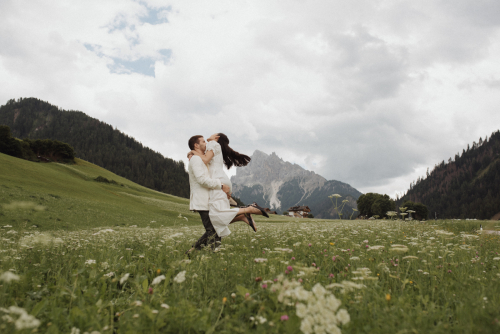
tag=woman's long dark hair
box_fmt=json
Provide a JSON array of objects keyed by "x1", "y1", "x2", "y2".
[{"x1": 218, "y1": 133, "x2": 251, "y2": 169}]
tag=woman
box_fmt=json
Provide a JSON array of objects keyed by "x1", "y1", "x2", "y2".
[{"x1": 188, "y1": 133, "x2": 269, "y2": 237}]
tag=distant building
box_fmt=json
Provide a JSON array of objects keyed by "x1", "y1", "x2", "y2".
[
  {"x1": 288, "y1": 205, "x2": 311, "y2": 218},
  {"x1": 264, "y1": 208, "x2": 277, "y2": 215}
]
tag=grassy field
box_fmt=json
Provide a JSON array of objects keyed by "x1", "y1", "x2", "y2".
[
  {"x1": 1, "y1": 152, "x2": 500, "y2": 333},
  {"x1": 0, "y1": 152, "x2": 296, "y2": 231}
]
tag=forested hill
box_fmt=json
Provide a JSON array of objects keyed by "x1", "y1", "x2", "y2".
[
  {"x1": 0, "y1": 98, "x2": 189, "y2": 198},
  {"x1": 399, "y1": 130, "x2": 500, "y2": 220}
]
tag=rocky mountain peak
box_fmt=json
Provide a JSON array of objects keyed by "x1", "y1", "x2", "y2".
[{"x1": 231, "y1": 150, "x2": 326, "y2": 187}]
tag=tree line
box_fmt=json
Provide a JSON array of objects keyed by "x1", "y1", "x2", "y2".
[
  {"x1": 0, "y1": 125, "x2": 75, "y2": 163},
  {"x1": 398, "y1": 130, "x2": 500, "y2": 219}
]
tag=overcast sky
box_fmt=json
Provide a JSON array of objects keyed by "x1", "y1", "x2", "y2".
[{"x1": 1, "y1": 0, "x2": 500, "y2": 197}]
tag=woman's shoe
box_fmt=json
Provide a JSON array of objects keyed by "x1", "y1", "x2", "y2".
[
  {"x1": 250, "y1": 202, "x2": 270, "y2": 218},
  {"x1": 245, "y1": 213, "x2": 257, "y2": 232}
]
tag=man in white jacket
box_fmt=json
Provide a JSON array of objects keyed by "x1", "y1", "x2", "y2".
[{"x1": 186, "y1": 135, "x2": 231, "y2": 253}]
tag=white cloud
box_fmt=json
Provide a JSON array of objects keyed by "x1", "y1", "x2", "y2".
[{"x1": 1, "y1": 0, "x2": 500, "y2": 198}]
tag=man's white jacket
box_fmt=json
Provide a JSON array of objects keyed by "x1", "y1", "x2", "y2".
[{"x1": 188, "y1": 155, "x2": 221, "y2": 211}]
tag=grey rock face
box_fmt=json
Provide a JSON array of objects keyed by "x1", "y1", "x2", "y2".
[{"x1": 231, "y1": 150, "x2": 362, "y2": 219}]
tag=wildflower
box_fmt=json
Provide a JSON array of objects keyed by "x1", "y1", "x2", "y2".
[
  {"x1": 281, "y1": 315, "x2": 289, "y2": 321},
  {"x1": 173, "y1": 271, "x2": 186, "y2": 283},
  {"x1": 287, "y1": 266, "x2": 293, "y2": 272},
  {"x1": 447, "y1": 270, "x2": 452, "y2": 273},
  {"x1": 291, "y1": 257, "x2": 296, "y2": 260},
  {"x1": 103, "y1": 272, "x2": 115, "y2": 278},
  {"x1": 254, "y1": 258, "x2": 268, "y2": 263},
  {"x1": 332, "y1": 256, "x2": 337, "y2": 261},
  {"x1": 308, "y1": 243, "x2": 312, "y2": 247},
  {"x1": 160, "y1": 303, "x2": 170, "y2": 309},
  {"x1": 262, "y1": 284, "x2": 268, "y2": 289},
  {"x1": 312, "y1": 263, "x2": 316, "y2": 267},
  {"x1": 329, "y1": 273, "x2": 334, "y2": 278},
  {"x1": 157, "y1": 269, "x2": 161, "y2": 274},
  {"x1": 0, "y1": 271, "x2": 20, "y2": 283},
  {"x1": 386, "y1": 294, "x2": 391, "y2": 301},
  {"x1": 152, "y1": 310, "x2": 159, "y2": 314},
  {"x1": 152, "y1": 275, "x2": 166, "y2": 285},
  {"x1": 222, "y1": 297, "x2": 227, "y2": 304},
  {"x1": 255, "y1": 277, "x2": 262, "y2": 282},
  {"x1": 120, "y1": 273, "x2": 130, "y2": 285},
  {"x1": 148, "y1": 287, "x2": 153, "y2": 294},
  {"x1": 132, "y1": 301, "x2": 142, "y2": 306},
  {"x1": 0, "y1": 306, "x2": 41, "y2": 330},
  {"x1": 133, "y1": 314, "x2": 139, "y2": 318},
  {"x1": 245, "y1": 292, "x2": 250, "y2": 299},
  {"x1": 85, "y1": 259, "x2": 96, "y2": 265},
  {"x1": 231, "y1": 293, "x2": 236, "y2": 298}
]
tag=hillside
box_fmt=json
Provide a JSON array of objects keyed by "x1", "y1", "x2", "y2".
[
  {"x1": 0, "y1": 152, "x2": 303, "y2": 230},
  {"x1": 0, "y1": 98, "x2": 189, "y2": 198},
  {"x1": 0, "y1": 152, "x2": 198, "y2": 230},
  {"x1": 399, "y1": 130, "x2": 500, "y2": 219},
  {"x1": 231, "y1": 150, "x2": 362, "y2": 219}
]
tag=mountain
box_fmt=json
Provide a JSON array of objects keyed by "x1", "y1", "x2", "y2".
[
  {"x1": 231, "y1": 150, "x2": 362, "y2": 219},
  {"x1": 0, "y1": 98, "x2": 189, "y2": 198},
  {"x1": 399, "y1": 130, "x2": 500, "y2": 220}
]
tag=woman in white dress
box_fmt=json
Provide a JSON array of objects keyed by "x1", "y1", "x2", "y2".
[{"x1": 188, "y1": 133, "x2": 269, "y2": 238}]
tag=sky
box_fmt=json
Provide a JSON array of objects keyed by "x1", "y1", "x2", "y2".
[{"x1": 1, "y1": 0, "x2": 500, "y2": 198}]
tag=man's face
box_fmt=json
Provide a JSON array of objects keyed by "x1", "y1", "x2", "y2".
[{"x1": 195, "y1": 137, "x2": 206, "y2": 152}]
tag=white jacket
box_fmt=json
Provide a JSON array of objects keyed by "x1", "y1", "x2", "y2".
[{"x1": 188, "y1": 155, "x2": 222, "y2": 211}]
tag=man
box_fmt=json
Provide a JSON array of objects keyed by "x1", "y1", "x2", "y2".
[{"x1": 186, "y1": 135, "x2": 231, "y2": 254}]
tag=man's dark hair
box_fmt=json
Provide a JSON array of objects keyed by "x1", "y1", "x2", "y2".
[{"x1": 188, "y1": 135, "x2": 203, "y2": 150}]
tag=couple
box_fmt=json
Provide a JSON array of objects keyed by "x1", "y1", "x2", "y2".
[{"x1": 186, "y1": 133, "x2": 269, "y2": 254}]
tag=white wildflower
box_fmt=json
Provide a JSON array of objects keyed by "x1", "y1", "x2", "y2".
[
  {"x1": 120, "y1": 273, "x2": 130, "y2": 285},
  {"x1": 0, "y1": 271, "x2": 20, "y2": 283},
  {"x1": 0, "y1": 306, "x2": 41, "y2": 330},
  {"x1": 152, "y1": 275, "x2": 166, "y2": 285},
  {"x1": 173, "y1": 271, "x2": 186, "y2": 283},
  {"x1": 254, "y1": 258, "x2": 268, "y2": 263},
  {"x1": 161, "y1": 303, "x2": 170, "y2": 309},
  {"x1": 85, "y1": 259, "x2": 96, "y2": 265}
]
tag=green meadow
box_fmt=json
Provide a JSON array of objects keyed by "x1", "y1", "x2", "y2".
[{"x1": 1, "y1": 152, "x2": 500, "y2": 333}]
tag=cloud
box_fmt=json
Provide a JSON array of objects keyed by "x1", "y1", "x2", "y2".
[{"x1": 1, "y1": 0, "x2": 500, "y2": 198}]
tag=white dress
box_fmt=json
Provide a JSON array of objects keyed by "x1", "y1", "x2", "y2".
[{"x1": 206, "y1": 141, "x2": 239, "y2": 237}]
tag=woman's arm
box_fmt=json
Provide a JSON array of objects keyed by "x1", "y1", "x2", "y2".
[{"x1": 190, "y1": 150, "x2": 214, "y2": 164}]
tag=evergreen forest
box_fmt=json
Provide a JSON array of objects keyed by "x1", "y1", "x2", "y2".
[
  {"x1": 398, "y1": 130, "x2": 500, "y2": 220},
  {"x1": 0, "y1": 98, "x2": 189, "y2": 198}
]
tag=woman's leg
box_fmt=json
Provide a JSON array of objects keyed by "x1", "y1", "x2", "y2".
[
  {"x1": 237, "y1": 206, "x2": 262, "y2": 216},
  {"x1": 230, "y1": 214, "x2": 249, "y2": 225}
]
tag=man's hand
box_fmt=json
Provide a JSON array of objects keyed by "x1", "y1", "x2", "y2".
[
  {"x1": 222, "y1": 184, "x2": 230, "y2": 195},
  {"x1": 227, "y1": 192, "x2": 232, "y2": 200}
]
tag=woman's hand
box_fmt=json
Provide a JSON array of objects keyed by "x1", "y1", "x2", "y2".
[
  {"x1": 207, "y1": 133, "x2": 220, "y2": 142},
  {"x1": 187, "y1": 150, "x2": 201, "y2": 160}
]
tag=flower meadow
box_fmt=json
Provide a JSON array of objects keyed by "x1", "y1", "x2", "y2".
[{"x1": 1, "y1": 220, "x2": 500, "y2": 333}]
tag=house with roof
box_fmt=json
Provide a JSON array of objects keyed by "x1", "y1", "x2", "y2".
[
  {"x1": 287, "y1": 205, "x2": 311, "y2": 218},
  {"x1": 264, "y1": 208, "x2": 277, "y2": 215}
]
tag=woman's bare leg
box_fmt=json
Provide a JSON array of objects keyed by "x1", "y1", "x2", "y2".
[
  {"x1": 230, "y1": 214, "x2": 249, "y2": 225},
  {"x1": 237, "y1": 207, "x2": 262, "y2": 216}
]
